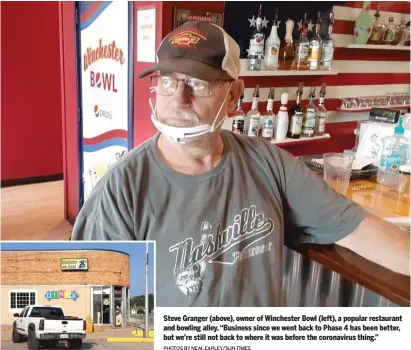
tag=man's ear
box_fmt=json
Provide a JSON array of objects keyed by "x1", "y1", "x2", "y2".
[{"x1": 227, "y1": 79, "x2": 245, "y2": 114}]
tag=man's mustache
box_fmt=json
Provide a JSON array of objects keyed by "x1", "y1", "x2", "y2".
[{"x1": 160, "y1": 109, "x2": 201, "y2": 123}]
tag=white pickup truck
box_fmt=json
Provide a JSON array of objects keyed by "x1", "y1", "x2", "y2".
[{"x1": 12, "y1": 305, "x2": 86, "y2": 349}]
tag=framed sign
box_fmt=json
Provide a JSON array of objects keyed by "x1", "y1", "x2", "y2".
[
  {"x1": 173, "y1": 8, "x2": 224, "y2": 29},
  {"x1": 137, "y1": 7, "x2": 156, "y2": 62},
  {"x1": 61, "y1": 258, "x2": 88, "y2": 271}
]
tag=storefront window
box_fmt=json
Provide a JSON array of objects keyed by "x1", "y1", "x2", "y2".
[
  {"x1": 126, "y1": 288, "x2": 130, "y2": 325},
  {"x1": 9, "y1": 290, "x2": 36, "y2": 312}
]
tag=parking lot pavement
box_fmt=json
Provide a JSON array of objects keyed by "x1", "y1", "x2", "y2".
[{"x1": 0, "y1": 339, "x2": 154, "y2": 350}]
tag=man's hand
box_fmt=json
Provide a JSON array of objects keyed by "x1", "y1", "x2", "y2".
[{"x1": 335, "y1": 214, "x2": 410, "y2": 276}]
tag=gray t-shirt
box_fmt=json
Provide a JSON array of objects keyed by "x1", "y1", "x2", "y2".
[{"x1": 71, "y1": 130, "x2": 367, "y2": 307}]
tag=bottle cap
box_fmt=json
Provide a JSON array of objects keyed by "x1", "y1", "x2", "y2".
[
  {"x1": 394, "y1": 117, "x2": 405, "y2": 135},
  {"x1": 281, "y1": 92, "x2": 289, "y2": 104},
  {"x1": 399, "y1": 165, "x2": 411, "y2": 174}
]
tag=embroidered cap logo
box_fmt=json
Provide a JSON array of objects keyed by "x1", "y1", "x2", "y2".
[{"x1": 169, "y1": 28, "x2": 207, "y2": 46}]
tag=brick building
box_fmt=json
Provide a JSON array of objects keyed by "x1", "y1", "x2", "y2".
[{"x1": 1, "y1": 249, "x2": 130, "y2": 329}]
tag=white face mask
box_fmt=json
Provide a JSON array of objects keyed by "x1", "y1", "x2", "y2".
[{"x1": 149, "y1": 82, "x2": 233, "y2": 144}]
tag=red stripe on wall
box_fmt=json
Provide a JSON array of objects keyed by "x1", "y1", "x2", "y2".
[
  {"x1": 333, "y1": 19, "x2": 355, "y2": 35},
  {"x1": 333, "y1": 48, "x2": 411, "y2": 61},
  {"x1": 241, "y1": 73, "x2": 410, "y2": 88},
  {"x1": 343, "y1": 1, "x2": 410, "y2": 14}
]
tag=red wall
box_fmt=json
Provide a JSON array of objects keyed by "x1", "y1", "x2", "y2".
[{"x1": 1, "y1": 1, "x2": 63, "y2": 181}]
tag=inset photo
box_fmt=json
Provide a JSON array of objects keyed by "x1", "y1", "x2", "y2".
[{"x1": 1, "y1": 241, "x2": 155, "y2": 349}]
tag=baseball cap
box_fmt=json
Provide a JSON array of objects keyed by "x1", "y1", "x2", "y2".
[{"x1": 138, "y1": 21, "x2": 241, "y2": 81}]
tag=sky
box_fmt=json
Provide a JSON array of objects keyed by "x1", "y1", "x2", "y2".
[{"x1": 1, "y1": 242, "x2": 155, "y2": 297}]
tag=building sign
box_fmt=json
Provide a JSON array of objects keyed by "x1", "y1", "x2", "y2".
[
  {"x1": 45, "y1": 290, "x2": 80, "y2": 302},
  {"x1": 61, "y1": 258, "x2": 88, "y2": 271},
  {"x1": 78, "y1": 1, "x2": 132, "y2": 204}
]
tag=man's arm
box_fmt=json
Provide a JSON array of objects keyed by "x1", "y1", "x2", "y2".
[{"x1": 335, "y1": 214, "x2": 410, "y2": 276}]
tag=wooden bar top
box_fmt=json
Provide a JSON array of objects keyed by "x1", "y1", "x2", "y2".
[{"x1": 293, "y1": 177, "x2": 410, "y2": 306}]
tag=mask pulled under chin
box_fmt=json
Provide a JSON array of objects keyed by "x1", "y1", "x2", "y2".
[{"x1": 150, "y1": 113, "x2": 228, "y2": 144}]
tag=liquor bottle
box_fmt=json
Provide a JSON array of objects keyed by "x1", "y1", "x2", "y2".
[
  {"x1": 302, "y1": 87, "x2": 318, "y2": 138},
  {"x1": 368, "y1": 6, "x2": 385, "y2": 45},
  {"x1": 287, "y1": 83, "x2": 304, "y2": 139},
  {"x1": 246, "y1": 85, "x2": 261, "y2": 137},
  {"x1": 308, "y1": 12, "x2": 323, "y2": 70},
  {"x1": 247, "y1": 5, "x2": 265, "y2": 71},
  {"x1": 398, "y1": 20, "x2": 411, "y2": 46},
  {"x1": 274, "y1": 93, "x2": 289, "y2": 141},
  {"x1": 263, "y1": 8, "x2": 281, "y2": 71},
  {"x1": 391, "y1": 21, "x2": 403, "y2": 46},
  {"x1": 316, "y1": 83, "x2": 327, "y2": 136},
  {"x1": 405, "y1": 21, "x2": 411, "y2": 46},
  {"x1": 292, "y1": 13, "x2": 309, "y2": 70},
  {"x1": 260, "y1": 87, "x2": 276, "y2": 140},
  {"x1": 382, "y1": 17, "x2": 397, "y2": 45},
  {"x1": 320, "y1": 12, "x2": 335, "y2": 70},
  {"x1": 307, "y1": 19, "x2": 315, "y2": 41},
  {"x1": 231, "y1": 91, "x2": 246, "y2": 135},
  {"x1": 279, "y1": 18, "x2": 295, "y2": 70},
  {"x1": 354, "y1": 1, "x2": 373, "y2": 45}
]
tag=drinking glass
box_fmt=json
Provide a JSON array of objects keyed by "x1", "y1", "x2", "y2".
[
  {"x1": 372, "y1": 96, "x2": 381, "y2": 107},
  {"x1": 386, "y1": 93, "x2": 393, "y2": 106},
  {"x1": 359, "y1": 97, "x2": 368, "y2": 109},
  {"x1": 323, "y1": 153, "x2": 354, "y2": 195},
  {"x1": 380, "y1": 95, "x2": 388, "y2": 107},
  {"x1": 340, "y1": 98, "x2": 348, "y2": 109},
  {"x1": 350, "y1": 98, "x2": 358, "y2": 109},
  {"x1": 393, "y1": 93, "x2": 401, "y2": 105}
]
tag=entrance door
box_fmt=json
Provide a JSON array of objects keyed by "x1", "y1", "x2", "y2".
[
  {"x1": 114, "y1": 286, "x2": 123, "y2": 327},
  {"x1": 102, "y1": 287, "x2": 111, "y2": 324},
  {"x1": 92, "y1": 286, "x2": 112, "y2": 325}
]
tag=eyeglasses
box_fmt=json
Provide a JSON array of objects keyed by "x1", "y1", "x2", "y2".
[{"x1": 150, "y1": 75, "x2": 222, "y2": 97}]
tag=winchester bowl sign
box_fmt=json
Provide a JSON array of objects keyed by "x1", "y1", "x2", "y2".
[
  {"x1": 61, "y1": 258, "x2": 89, "y2": 271},
  {"x1": 77, "y1": 1, "x2": 132, "y2": 204}
]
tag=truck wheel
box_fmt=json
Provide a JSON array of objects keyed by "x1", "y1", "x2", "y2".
[
  {"x1": 69, "y1": 339, "x2": 82, "y2": 349},
  {"x1": 27, "y1": 329, "x2": 40, "y2": 350},
  {"x1": 12, "y1": 325, "x2": 22, "y2": 343}
]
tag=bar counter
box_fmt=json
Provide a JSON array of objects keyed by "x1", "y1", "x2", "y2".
[{"x1": 284, "y1": 177, "x2": 410, "y2": 307}]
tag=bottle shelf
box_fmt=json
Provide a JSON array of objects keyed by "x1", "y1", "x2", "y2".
[
  {"x1": 271, "y1": 133, "x2": 331, "y2": 146},
  {"x1": 345, "y1": 44, "x2": 410, "y2": 51},
  {"x1": 239, "y1": 69, "x2": 339, "y2": 77},
  {"x1": 337, "y1": 105, "x2": 410, "y2": 113},
  {"x1": 239, "y1": 59, "x2": 339, "y2": 77}
]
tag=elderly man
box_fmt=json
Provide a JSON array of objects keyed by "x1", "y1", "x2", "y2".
[{"x1": 72, "y1": 21, "x2": 409, "y2": 306}]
